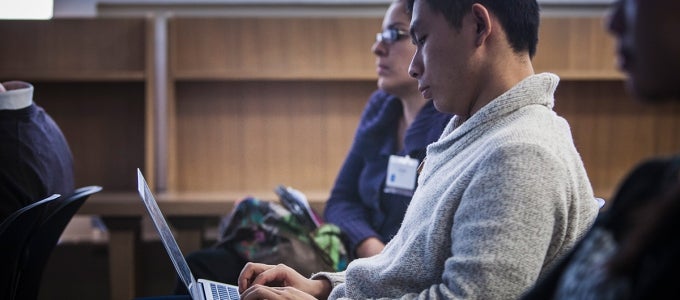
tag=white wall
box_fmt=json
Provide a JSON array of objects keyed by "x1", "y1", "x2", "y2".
[
  {"x1": 54, "y1": 0, "x2": 616, "y2": 18},
  {"x1": 53, "y1": 0, "x2": 96, "y2": 17},
  {"x1": 55, "y1": 0, "x2": 393, "y2": 17}
]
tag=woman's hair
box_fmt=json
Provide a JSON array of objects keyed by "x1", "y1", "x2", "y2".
[{"x1": 392, "y1": 0, "x2": 410, "y2": 18}]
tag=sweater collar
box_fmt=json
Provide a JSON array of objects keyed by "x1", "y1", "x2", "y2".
[
  {"x1": 0, "y1": 81, "x2": 34, "y2": 110},
  {"x1": 432, "y1": 72, "x2": 560, "y2": 150},
  {"x1": 442, "y1": 73, "x2": 560, "y2": 138}
]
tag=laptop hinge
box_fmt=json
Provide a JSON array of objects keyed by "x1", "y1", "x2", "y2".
[{"x1": 189, "y1": 281, "x2": 206, "y2": 300}]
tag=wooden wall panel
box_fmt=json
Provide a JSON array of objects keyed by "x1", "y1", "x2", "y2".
[
  {"x1": 0, "y1": 19, "x2": 147, "y2": 80},
  {"x1": 33, "y1": 82, "x2": 146, "y2": 191},
  {"x1": 535, "y1": 17, "x2": 622, "y2": 79},
  {"x1": 555, "y1": 81, "x2": 680, "y2": 200},
  {"x1": 170, "y1": 18, "x2": 381, "y2": 80},
  {"x1": 172, "y1": 81, "x2": 374, "y2": 195},
  {"x1": 169, "y1": 17, "x2": 620, "y2": 80}
]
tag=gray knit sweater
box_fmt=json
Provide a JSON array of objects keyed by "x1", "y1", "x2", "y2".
[{"x1": 314, "y1": 73, "x2": 599, "y2": 299}]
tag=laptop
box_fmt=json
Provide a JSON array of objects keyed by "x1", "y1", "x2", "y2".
[{"x1": 136, "y1": 168, "x2": 240, "y2": 300}]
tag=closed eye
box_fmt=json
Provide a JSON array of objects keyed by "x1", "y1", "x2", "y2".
[{"x1": 414, "y1": 35, "x2": 426, "y2": 46}]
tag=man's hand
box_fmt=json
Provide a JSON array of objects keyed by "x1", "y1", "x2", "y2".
[
  {"x1": 238, "y1": 263, "x2": 332, "y2": 299},
  {"x1": 241, "y1": 285, "x2": 319, "y2": 300}
]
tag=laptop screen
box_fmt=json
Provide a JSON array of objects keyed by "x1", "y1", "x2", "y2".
[{"x1": 137, "y1": 169, "x2": 196, "y2": 292}]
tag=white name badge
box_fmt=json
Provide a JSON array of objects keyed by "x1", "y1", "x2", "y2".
[{"x1": 384, "y1": 155, "x2": 419, "y2": 197}]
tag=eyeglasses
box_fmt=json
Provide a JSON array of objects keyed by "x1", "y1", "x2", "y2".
[{"x1": 375, "y1": 28, "x2": 409, "y2": 44}]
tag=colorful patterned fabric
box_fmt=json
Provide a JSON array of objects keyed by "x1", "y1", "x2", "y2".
[{"x1": 217, "y1": 197, "x2": 349, "y2": 274}]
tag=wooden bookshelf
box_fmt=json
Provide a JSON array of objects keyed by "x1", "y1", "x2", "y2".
[
  {"x1": 162, "y1": 16, "x2": 647, "y2": 202},
  {"x1": 0, "y1": 18, "x2": 153, "y2": 192},
  {"x1": 1, "y1": 16, "x2": 650, "y2": 203},
  {"x1": 0, "y1": 18, "x2": 154, "y2": 300},
  {"x1": 165, "y1": 17, "x2": 381, "y2": 197}
]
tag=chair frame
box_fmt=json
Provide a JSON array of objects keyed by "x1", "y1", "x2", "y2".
[
  {"x1": 15, "y1": 185, "x2": 103, "y2": 300},
  {"x1": 0, "y1": 194, "x2": 61, "y2": 300}
]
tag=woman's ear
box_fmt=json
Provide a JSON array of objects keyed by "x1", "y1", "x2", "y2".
[{"x1": 471, "y1": 3, "x2": 492, "y2": 47}]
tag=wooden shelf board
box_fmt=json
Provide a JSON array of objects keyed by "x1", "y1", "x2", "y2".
[
  {"x1": 0, "y1": 70, "x2": 146, "y2": 82},
  {"x1": 536, "y1": 70, "x2": 625, "y2": 81},
  {"x1": 78, "y1": 190, "x2": 329, "y2": 217},
  {"x1": 173, "y1": 71, "x2": 377, "y2": 81}
]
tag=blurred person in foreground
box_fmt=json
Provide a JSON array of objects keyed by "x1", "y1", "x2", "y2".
[{"x1": 522, "y1": 0, "x2": 680, "y2": 299}]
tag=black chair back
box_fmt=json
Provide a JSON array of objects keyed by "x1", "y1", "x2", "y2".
[
  {"x1": 15, "y1": 185, "x2": 103, "y2": 300},
  {"x1": 0, "y1": 194, "x2": 61, "y2": 300}
]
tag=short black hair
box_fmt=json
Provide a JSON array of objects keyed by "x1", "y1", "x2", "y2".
[{"x1": 407, "y1": 0, "x2": 540, "y2": 58}]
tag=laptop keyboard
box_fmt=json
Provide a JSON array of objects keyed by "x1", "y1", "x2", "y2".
[{"x1": 210, "y1": 282, "x2": 240, "y2": 300}]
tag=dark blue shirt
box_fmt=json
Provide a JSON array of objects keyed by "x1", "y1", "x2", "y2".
[
  {"x1": 0, "y1": 104, "x2": 74, "y2": 222},
  {"x1": 323, "y1": 90, "x2": 451, "y2": 254}
]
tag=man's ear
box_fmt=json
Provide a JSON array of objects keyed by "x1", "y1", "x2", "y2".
[{"x1": 471, "y1": 3, "x2": 492, "y2": 47}]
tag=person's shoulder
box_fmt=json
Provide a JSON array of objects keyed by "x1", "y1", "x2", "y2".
[
  {"x1": 356, "y1": 90, "x2": 401, "y2": 132},
  {"x1": 614, "y1": 155, "x2": 680, "y2": 197},
  {"x1": 487, "y1": 105, "x2": 577, "y2": 152},
  {"x1": 364, "y1": 89, "x2": 398, "y2": 114},
  {"x1": 604, "y1": 155, "x2": 680, "y2": 218}
]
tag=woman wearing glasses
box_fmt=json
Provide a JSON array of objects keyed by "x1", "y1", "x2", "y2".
[
  {"x1": 174, "y1": 0, "x2": 449, "y2": 293},
  {"x1": 323, "y1": 0, "x2": 450, "y2": 259}
]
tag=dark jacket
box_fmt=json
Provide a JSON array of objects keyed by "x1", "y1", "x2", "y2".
[
  {"x1": 522, "y1": 155, "x2": 680, "y2": 300},
  {"x1": 0, "y1": 103, "x2": 74, "y2": 222}
]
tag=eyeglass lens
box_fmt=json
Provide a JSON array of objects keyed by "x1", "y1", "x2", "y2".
[{"x1": 376, "y1": 28, "x2": 407, "y2": 44}]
